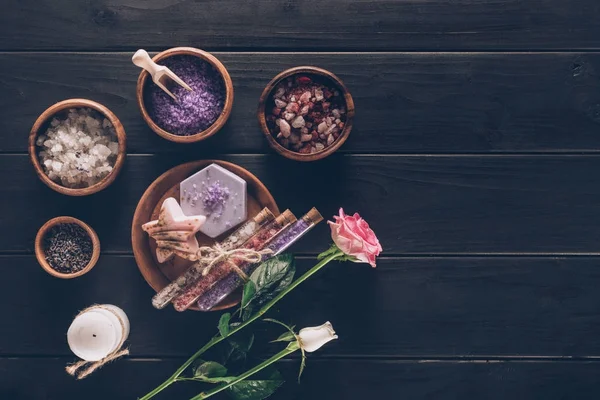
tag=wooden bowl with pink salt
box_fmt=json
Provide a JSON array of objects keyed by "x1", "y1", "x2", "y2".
[
  {"x1": 258, "y1": 66, "x2": 355, "y2": 161},
  {"x1": 136, "y1": 47, "x2": 234, "y2": 143}
]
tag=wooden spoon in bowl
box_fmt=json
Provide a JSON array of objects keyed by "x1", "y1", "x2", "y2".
[{"x1": 132, "y1": 49, "x2": 192, "y2": 100}]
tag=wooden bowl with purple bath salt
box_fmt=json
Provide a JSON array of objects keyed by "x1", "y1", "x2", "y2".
[
  {"x1": 28, "y1": 98, "x2": 127, "y2": 196},
  {"x1": 258, "y1": 66, "x2": 355, "y2": 161},
  {"x1": 35, "y1": 216, "x2": 101, "y2": 279},
  {"x1": 136, "y1": 47, "x2": 234, "y2": 143}
]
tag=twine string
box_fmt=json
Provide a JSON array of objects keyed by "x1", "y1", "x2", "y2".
[
  {"x1": 196, "y1": 243, "x2": 273, "y2": 280},
  {"x1": 65, "y1": 305, "x2": 129, "y2": 380}
]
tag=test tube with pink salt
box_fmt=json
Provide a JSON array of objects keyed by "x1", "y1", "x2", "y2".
[
  {"x1": 152, "y1": 208, "x2": 275, "y2": 309},
  {"x1": 196, "y1": 208, "x2": 323, "y2": 311},
  {"x1": 172, "y1": 210, "x2": 297, "y2": 312}
]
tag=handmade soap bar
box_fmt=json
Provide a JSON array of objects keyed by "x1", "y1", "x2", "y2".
[
  {"x1": 180, "y1": 164, "x2": 247, "y2": 238},
  {"x1": 142, "y1": 197, "x2": 206, "y2": 263},
  {"x1": 172, "y1": 210, "x2": 297, "y2": 312},
  {"x1": 196, "y1": 208, "x2": 323, "y2": 311},
  {"x1": 151, "y1": 208, "x2": 275, "y2": 309}
]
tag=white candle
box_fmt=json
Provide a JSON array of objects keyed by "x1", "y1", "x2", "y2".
[{"x1": 67, "y1": 305, "x2": 130, "y2": 362}]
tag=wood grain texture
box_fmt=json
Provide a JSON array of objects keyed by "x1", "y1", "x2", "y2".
[
  {"x1": 2, "y1": 357, "x2": 600, "y2": 399},
  {"x1": 4, "y1": 154, "x2": 600, "y2": 254},
  {"x1": 3, "y1": 1, "x2": 600, "y2": 51},
  {"x1": 4, "y1": 52, "x2": 600, "y2": 154},
  {"x1": 3, "y1": 255, "x2": 600, "y2": 357}
]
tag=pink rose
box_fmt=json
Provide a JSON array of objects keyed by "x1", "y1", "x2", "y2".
[{"x1": 328, "y1": 208, "x2": 382, "y2": 267}]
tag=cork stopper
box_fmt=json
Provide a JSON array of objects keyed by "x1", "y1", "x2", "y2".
[
  {"x1": 275, "y1": 210, "x2": 296, "y2": 226},
  {"x1": 303, "y1": 207, "x2": 323, "y2": 225},
  {"x1": 253, "y1": 208, "x2": 275, "y2": 226}
]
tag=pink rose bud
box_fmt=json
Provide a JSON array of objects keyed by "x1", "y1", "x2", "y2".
[{"x1": 328, "y1": 208, "x2": 382, "y2": 267}]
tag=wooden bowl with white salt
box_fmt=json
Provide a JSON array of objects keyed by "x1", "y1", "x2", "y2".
[{"x1": 28, "y1": 98, "x2": 127, "y2": 196}]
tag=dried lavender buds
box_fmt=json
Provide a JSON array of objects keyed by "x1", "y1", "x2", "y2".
[
  {"x1": 43, "y1": 223, "x2": 93, "y2": 274},
  {"x1": 266, "y1": 75, "x2": 347, "y2": 154}
]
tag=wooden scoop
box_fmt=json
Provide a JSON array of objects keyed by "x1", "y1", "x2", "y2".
[{"x1": 132, "y1": 49, "x2": 192, "y2": 100}]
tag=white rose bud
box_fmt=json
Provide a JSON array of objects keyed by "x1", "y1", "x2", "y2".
[{"x1": 297, "y1": 322, "x2": 338, "y2": 353}]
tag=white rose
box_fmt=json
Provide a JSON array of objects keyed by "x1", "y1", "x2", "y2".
[{"x1": 297, "y1": 322, "x2": 338, "y2": 353}]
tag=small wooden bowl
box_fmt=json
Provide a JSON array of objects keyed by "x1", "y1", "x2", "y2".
[
  {"x1": 257, "y1": 66, "x2": 355, "y2": 161},
  {"x1": 136, "y1": 47, "x2": 234, "y2": 143},
  {"x1": 35, "y1": 216, "x2": 101, "y2": 279},
  {"x1": 28, "y1": 98, "x2": 127, "y2": 196}
]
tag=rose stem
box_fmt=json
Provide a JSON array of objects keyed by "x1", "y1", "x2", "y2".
[
  {"x1": 138, "y1": 249, "x2": 343, "y2": 400},
  {"x1": 189, "y1": 344, "x2": 299, "y2": 400}
]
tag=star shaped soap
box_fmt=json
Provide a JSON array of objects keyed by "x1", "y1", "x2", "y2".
[
  {"x1": 142, "y1": 197, "x2": 206, "y2": 263},
  {"x1": 180, "y1": 164, "x2": 247, "y2": 238}
]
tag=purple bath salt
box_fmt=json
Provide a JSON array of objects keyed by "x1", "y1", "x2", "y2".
[
  {"x1": 196, "y1": 208, "x2": 323, "y2": 311},
  {"x1": 144, "y1": 55, "x2": 226, "y2": 136},
  {"x1": 202, "y1": 181, "x2": 230, "y2": 218}
]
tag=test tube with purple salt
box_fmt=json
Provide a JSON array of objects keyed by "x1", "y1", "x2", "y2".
[
  {"x1": 172, "y1": 210, "x2": 297, "y2": 312},
  {"x1": 151, "y1": 208, "x2": 275, "y2": 309},
  {"x1": 196, "y1": 208, "x2": 323, "y2": 311}
]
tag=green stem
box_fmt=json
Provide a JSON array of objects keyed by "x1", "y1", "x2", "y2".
[
  {"x1": 138, "y1": 335, "x2": 222, "y2": 400},
  {"x1": 264, "y1": 249, "x2": 343, "y2": 312},
  {"x1": 190, "y1": 346, "x2": 299, "y2": 400},
  {"x1": 139, "y1": 250, "x2": 343, "y2": 400}
]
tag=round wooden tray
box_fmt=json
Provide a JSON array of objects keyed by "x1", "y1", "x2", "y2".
[{"x1": 132, "y1": 160, "x2": 280, "y2": 311}]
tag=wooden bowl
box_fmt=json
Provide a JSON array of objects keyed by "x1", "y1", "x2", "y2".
[
  {"x1": 257, "y1": 66, "x2": 355, "y2": 161},
  {"x1": 35, "y1": 216, "x2": 101, "y2": 279},
  {"x1": 136, "y1": 47, "x2": 234, "y2": 143},
  {"x1": 28, "y1": 98, "x2": 127, "y2": 196},
  {"x1": 132, "y1": 160, "x2": 280, "y2": 311}
]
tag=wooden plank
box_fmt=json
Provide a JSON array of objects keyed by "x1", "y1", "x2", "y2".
[
  {"x1": 2, "y1": 1, "x2": 600, "y2": 51},
  {"x1": 4, "y1": 154, "x2": 600, "y2": 254},
  {"x1": 4, "y1": 52, "x2": 600, "y2": 154},
  {"x1": 4, "y1": 256, "x2": 600, "y2": 357},
  {"x1": 2, "y1": 357, "x2": 600, "y2": 399}
]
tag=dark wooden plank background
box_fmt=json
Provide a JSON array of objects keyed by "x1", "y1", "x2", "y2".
[
  {"x1": 4, "y1": 256, "x2": 600, "y2": 357},
  {"x1": 4, "y1": 53, "x2": 600, "y2": 154},
  {"x1": 3, "y1": 0, "x2": 600, "y2": 399},
  {"x1": 4, "y1": 358, "x2": 600, "y2": 399},
  {"x1": 2, "y1": 0, "x2": 600, "y2": 51},
  {"x1": 5, "y1": 155, "x2": 600, "y2": 255}
]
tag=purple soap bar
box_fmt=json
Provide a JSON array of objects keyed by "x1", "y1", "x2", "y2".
[{"x1": 180, "y1": 163, "x2": 247, "y2": 238}]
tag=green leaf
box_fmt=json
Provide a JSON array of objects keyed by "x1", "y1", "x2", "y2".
[
  {"x1": 271, "y1": 331, "x2": 295, "y2": 343},
  {"x1": 264, "y1": 318, "x2": 298, "y2": 343},
  {"x1": 195, "y1": 361, "x2": 228, "y2": 379},
  {"x1": 227, "y1": 370, "x2": 284, "y2": 400},
  {"x1": 241, "y1": 281, "x2": 257, "y2": 309},
  {"x1": 219, "y1": 313, "x2": 231, "y2": 337},
  {"x1": 225, "y1": 322, "x2": 255, "y2": 364},
  {"x1": 297, "y1": 347, "x2": 307, "y2": 382},
  {"x1": 242, "y1": 255, "x2": 295, "y2": 320},
  {"x1": 229, "y1": 331, "x2": 255, "y2": 353},
  {"x1": 191, "y1": 360, "x2": 236, "y2": 384}
]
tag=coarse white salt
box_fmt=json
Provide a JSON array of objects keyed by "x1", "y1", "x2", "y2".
[{"x1": 36, "y1": 108, "x2": 119, "y2": 188}]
